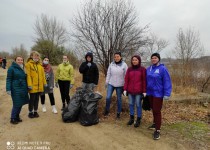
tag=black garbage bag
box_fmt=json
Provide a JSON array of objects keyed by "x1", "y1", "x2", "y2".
[
  {"x1": 79, "y1": 91, "x2": 102, "y2": 126},
  {"x1": 142, "y1": 95, "x2": 151, "y2": 111},
  {"x1": 62, "y1": 87, "x2": 86, "y2": 123}
]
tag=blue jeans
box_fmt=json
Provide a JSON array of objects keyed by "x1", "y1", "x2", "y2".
[
  {"x1": 128, "y1": 94, "x2": 142, "y2": 117},
  {"x1": 11, "y1": 106, "x2": 22, "y2": 119},
  {"x1": 105, "y1": 84, "x2": 123, "y2": 113}
]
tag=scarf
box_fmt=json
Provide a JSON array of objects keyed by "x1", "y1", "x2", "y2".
[
  {"x1": 43, "y1": 64, "x2": 51, "y2": 73},
  {"x1": 115, "y1": 59, "x2": 122, "y2": 65}
]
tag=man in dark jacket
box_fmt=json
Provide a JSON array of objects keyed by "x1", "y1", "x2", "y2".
[{"x1": 79, "y1": 52, "x2": 99, "y2": 91}]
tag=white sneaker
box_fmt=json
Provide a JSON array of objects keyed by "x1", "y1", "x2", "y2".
[
  {"x1": 52, "y1": 105, "x2": 58, "y2": 114},
  {"x1": 42, "y1": 105, "x2": 47, "y2": 112}
]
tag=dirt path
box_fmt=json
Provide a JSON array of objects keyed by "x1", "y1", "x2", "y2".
[{"x1": 0, "y1": 68, "x2": 187, "y2": 150}]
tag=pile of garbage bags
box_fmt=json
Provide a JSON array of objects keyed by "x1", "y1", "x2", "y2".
[{"x1": 62, "y1": 87, "x2": 102, "y2": 126}]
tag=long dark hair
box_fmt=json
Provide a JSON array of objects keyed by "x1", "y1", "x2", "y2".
[{"x1": 131, "y1": 55, "x2": 141, "y2": 68}]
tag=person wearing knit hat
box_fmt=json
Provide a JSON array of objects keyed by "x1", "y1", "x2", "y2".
[
  {"x1": 123, "y1": 55, "x2": 146, "y2": 127},
  {"x1": 146, "y1": 53, "x2": 172, "y2": 140},
  {"x1": 79, "y1": 51, "x2": 99, "y2": 91},
  {"x1": 151, "y1": 53, "x2": 160, "y2": 61}
]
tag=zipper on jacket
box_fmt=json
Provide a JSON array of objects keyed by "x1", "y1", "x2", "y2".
[
  {"x1": 34, "y1": 63, "x2": 40, "y2": 92},
  {"x1": 37, "y1": 64, "x2": 39, "y2": 92}
]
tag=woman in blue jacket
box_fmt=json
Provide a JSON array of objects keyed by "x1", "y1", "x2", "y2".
[
  {"x1": 146, "y1": 53, "x2": 172, "y2": 140},
  {"x1": 6, "y1": 56, "x2": 29, "y2": 124}
]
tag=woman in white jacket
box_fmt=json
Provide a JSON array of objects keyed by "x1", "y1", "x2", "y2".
[{"x1": 104, "y1": 52, "x2": 128, "y2": 118}]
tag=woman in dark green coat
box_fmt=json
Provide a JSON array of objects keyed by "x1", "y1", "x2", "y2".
[{"x1": 6, "y1": 56, "x2": 29, "y2": 124}]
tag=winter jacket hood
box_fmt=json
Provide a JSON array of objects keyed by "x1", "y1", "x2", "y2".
[{"x1": 85, "y1": 52, "x2": 93, "y2": 62}]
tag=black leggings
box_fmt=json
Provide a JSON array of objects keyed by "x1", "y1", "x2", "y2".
[
  {"x1": 29, "y1": 93, "x2": 40, "y2": 112},
  {"x1": 58, "y1": 80, "x2": 70, "y2": 104},
  {"x1": 40, "y1": 93, "x2": 55, "y2": 105}
]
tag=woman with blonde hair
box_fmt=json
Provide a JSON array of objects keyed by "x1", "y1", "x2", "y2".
[{"x1": 25, "y1": 51, "x2": 47, "y2": 118}]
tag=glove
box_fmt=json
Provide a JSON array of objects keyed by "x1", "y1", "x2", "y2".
[
  {"x1": 143, "y1": 93, "x2": 146, "y2": 97},
  {"x1": 87, "y1": 63, "x2": 91, "y2": 67},
  {"x1": 49, "y1": 86, "x2": 53, "y2": 90},
  {"x1": 92, "y1": 84, "x2": 97, "y2": 88},
  {"x1": 28, "y1": 86, "x2": 32, "y2": 90},
  {"x1": 44, "y1": 84, "x2": 48, "y2": 87},
  {"x1": 123, "y1": 91, "x2": 127, "y2": 96},
  {"x1": 7, "y1": 91, "x2": 11, "y2": 95},
  {"x1": 55, "y1": 82, "x2": 58, "y2": 88},
  {"x1": 70, "y1": 84, "x2": 74, "y2": 89},
  {"x1": 163, "y1": 96, "x2": 170, "y2": 100}
]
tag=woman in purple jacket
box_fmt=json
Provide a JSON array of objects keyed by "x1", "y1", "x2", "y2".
[
  {"x1": 146, "y1": 53, "x2": 172, "y2": 140},
  {"x1": 124, "y1": 55, "x2": 146, "y2": 127}
]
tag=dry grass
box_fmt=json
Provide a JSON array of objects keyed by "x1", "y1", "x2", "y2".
[
  {"x1": 171, "y1": 85, "x2": 199, "y2": 97},
  {"x1": 52, "y1": 66, "x2": 209, "y2": 124}
]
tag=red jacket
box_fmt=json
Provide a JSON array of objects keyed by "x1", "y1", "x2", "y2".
[{"x1": 124, "y1": 66, "x2": 146, "y2": 95}]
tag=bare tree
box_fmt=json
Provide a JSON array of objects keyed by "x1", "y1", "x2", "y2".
[
  {"x1": 174, "y1": 27, "x2": 204, "y2": 64},
  {"x1": 0, "y1": 51, "x2": 10, "y2": 58},
  {"x1": 34, "y1": 14, "x2": 67, "y2": 57},
  {"x1": 173, "y1": 27, "x2": 204, "y2": 86},
  {"x1": 141, "y1": 33, "x2": 169, "y2": 61},
  {"x1": 11, "y1": 44, "x2": 28, "y2": 60},
  {"x1": 71, "y1": 0, "x2": 149, "y2": 75}
]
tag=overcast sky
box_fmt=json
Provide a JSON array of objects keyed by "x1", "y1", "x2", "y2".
[{"x1": 0, "y1": 0, "x2": 210, "y2": 57}]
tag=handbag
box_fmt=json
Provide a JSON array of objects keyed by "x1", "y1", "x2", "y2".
[{"x1": 142, "y1": 95, "x2": 151, "y2": 111}]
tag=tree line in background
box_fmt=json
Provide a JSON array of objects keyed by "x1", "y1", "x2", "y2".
[{"x1": 0, "y1": 0, "x2": 209, "y2": 93}]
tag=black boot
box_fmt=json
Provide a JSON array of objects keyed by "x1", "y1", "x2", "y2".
[
  {"x1": 116, "y1": 112, "x2": 120, "y2": 119},
  {"x1": 16, "y1": 114, "x2": 22, "y2": 122},
  {"x1": 28, "y1": 112, "x2": 34, "y2": 118},
  {"x1": 33, "y1": 112, "x2": 39, "y2": 118},
  {"x1": 10, "y1": 119, "x2": 18, "y2": 124},
  {"x1": 127, "y1": 115, "x2": 134, "y2": 125},
  {"x1": 134, "y1": 117, "x2": 141, "y2": 128},
  {"x1": 103, "y1": 109, "x2": 109, "y2": 116}
]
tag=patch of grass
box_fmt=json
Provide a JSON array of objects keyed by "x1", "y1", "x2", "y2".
[{"x1": 168, "y1": 121, "x2": 210, "y2": 141}]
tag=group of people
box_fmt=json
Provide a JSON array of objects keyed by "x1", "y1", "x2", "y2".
[
  {"x1": 103, "y1": 52, "x2": 172, "y2": 140},
  {"x1": 6, "y1": 51, "x2": 74, "y2": 121},
  {"x1": 6, "y1": 50, "x2": 172, "y2": 140}
]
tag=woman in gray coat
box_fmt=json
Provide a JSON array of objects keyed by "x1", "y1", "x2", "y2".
[
  {"x1": 40, "y1": 57, "x2": 57, "y2": 113},
  {"x1": 6, "y1": 56, "x2": 29, "y2": 124}
]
